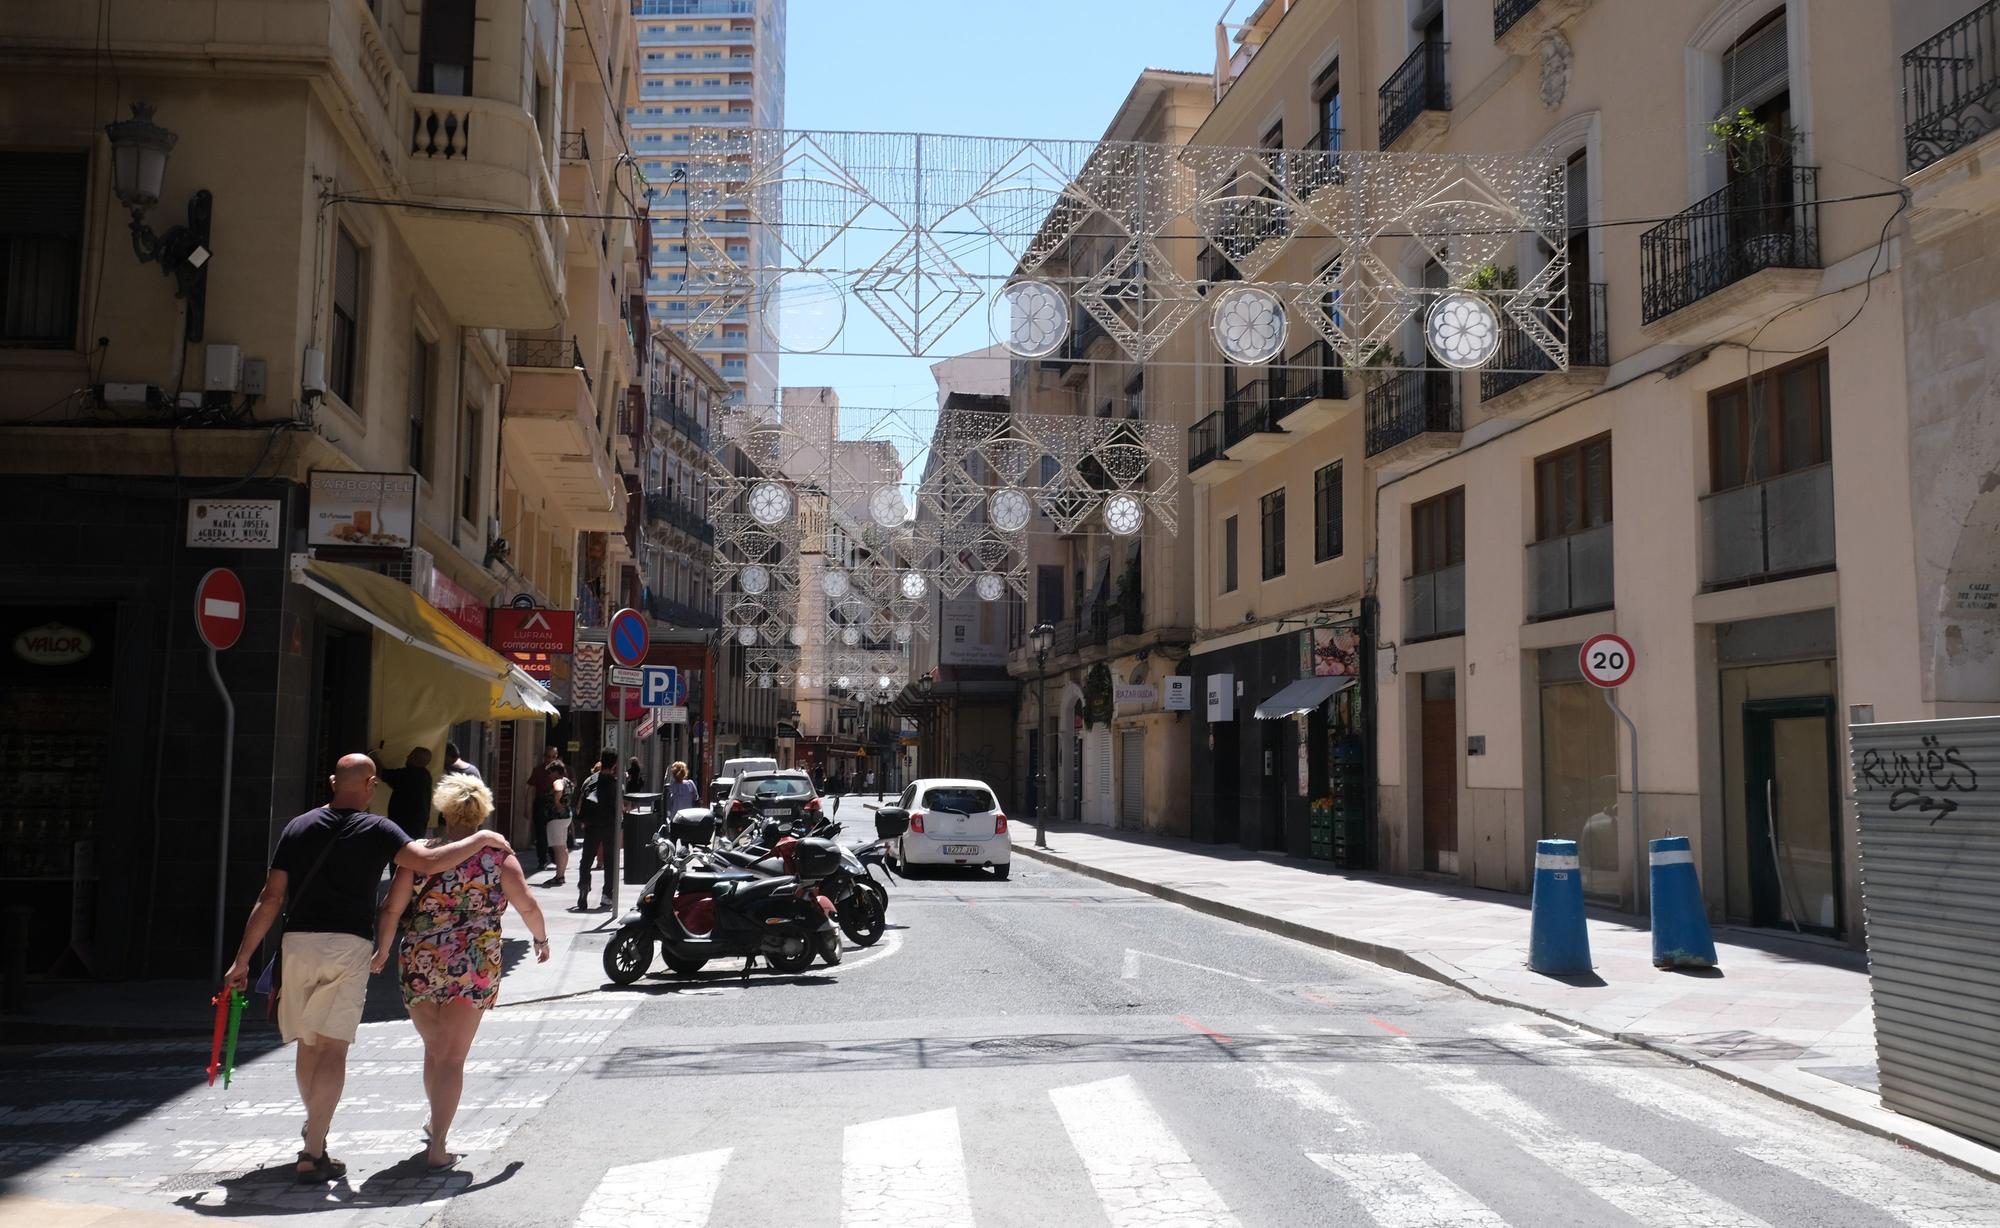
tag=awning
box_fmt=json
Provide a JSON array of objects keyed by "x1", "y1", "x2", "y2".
[
  {"x1": 1253, "y1": 674, "x2": 1356, "y2": 719},
  {"x1": 294, "y1": 556, "x2": 557, "y2": 720}
]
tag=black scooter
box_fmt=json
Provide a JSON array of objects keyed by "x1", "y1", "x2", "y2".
[
  {"x1": 602, "y1": 817, "x2": 842, "y2": 984},
  {"x1": 714, "y1": 813, "x2": 890, "y2": 947}
]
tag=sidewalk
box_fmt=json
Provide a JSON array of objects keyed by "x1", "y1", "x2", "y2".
[{"x1": 1013, "y1": 820, "x2": 2000, "y2": 1182}]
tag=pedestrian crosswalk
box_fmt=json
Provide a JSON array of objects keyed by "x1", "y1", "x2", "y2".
[{"x1": 559, "y1": 1027, "x2": 2000, "y2": 1228}]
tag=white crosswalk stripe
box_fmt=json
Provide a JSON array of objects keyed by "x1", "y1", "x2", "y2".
[
  {"x1": 572, "y1": 1146, "x2": 732, "y2": 1228},
  {"x1": 1306, "y1": 1152, "x2": 1509, "y2": 1227},
  {"x1": 841, "y1": 1109, "x2": 975, "y2": 1228},
  {"x1": 1049, "y1": 1075, "x2": 1243, "y2": 1228},
  {"x1": 1477, "y1": 1023, "x2": 2000, "y2": 1228}
]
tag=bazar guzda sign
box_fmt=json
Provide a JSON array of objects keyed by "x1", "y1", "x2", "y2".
[{"x1": 13, "y1": 623, "x2": 94, "y2": 666}]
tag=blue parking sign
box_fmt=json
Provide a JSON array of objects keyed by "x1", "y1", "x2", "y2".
[{"x1": 640, "y1": 665, "x2": 678, "y2": 708}]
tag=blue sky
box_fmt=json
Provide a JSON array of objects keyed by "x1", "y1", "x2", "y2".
[{"x1": 772, "y1": 0, "x2": 1228, "y2": 413}]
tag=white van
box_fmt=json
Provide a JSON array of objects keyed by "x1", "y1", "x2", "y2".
[{"x1": 721, "y1": 756, "x2": 777, "y2": 779}]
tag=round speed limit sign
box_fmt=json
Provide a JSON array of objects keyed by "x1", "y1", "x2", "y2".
[{"x1": 1578, "y1": 633, "x2": 1635, "y2": 688}]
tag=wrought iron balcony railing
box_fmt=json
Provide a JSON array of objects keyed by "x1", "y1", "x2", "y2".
[
  {"x1": 1406, "y1": 563, "x2": 1466, "y2": 641},
  {"x1": 1700, "y1": 463, "x2": 1835, "y2": 589},
  {"x1": 1290, "y1": 128, "x2": 1346, "y2": 196},
  {"x1": 644, "y1": 492, "x2": 716, "y2": 544},
  {"x1": 1365, "y1": 369, "x2": 1459, "y2": 456},
  {"x1": 1222, "y1": 380, "x2": 1279, "y2": 447},
  {"x1": 651, "y1": 393, "x2": 708, "y2": 448},
  {"x1": 507, "y1": 333, "x2": 589, "y2": 394},
  {"x1": 558, "y1": 130, "x2": 589, "y2": 161},
  {"x1": 1272, "y1": 340, "x2": 1347, "y2": 415},
  {"x1": 1480, "y1": 281, "x2": 1608, "y2": 401},
  {"x1": 1904, "y1": 0, "x2": 2000, "y2": 170},
  {"x1": 1379, "y1": 42, "x2": 1450, "y2": 148},
  {"x1": 1526, "y1": 524, "x2": 1614, "y2": 621},
  {"x1": 1494, "y1": 0, "x2": 1542, "y2": 39},
  {"x1": 1639, "y1": 165, "x2": 1820, "y2": 324},
  {"x1": 648, "y1": 593, "x2": 720, "y2": 628},
  {"x1": 1189, "y1": 409, "x2": 1225, "y2": 471}
]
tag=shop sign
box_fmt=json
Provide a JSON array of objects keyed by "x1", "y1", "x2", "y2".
[
  {"x1": 509, "y1": 651, "x2": 554, "y2": 682},
  {"x1": 574, "y1": 640, "x2": 605, "y2": 707},
  {"x1": 306, "y1": 471, "x2": 416, "y2": 550},
  {"x1": 1206, "y1": 674, "x2": 1234, "y2": 722},
  {"x1": 186, "y1": 499, "x2": 281, "y2": 549},
  {"x1": 1114, "y1": 684, "x2": 1157, "y2": 708},
  {"x1": 423, "y1": 564, "x2": 486, "y2": 639},
  {"x1": 1311, "y1": 622, "x2": 1362, "y2": 677},
  {"x1": 635, "y1": 710, "x2": 658, "y2": 740},
  {"x1": 12, "y1": 622, "x2": 93, "y2": 666},
  {"x1": 489, "y1": 607, "x2": 576, "y2": 654},
  {"x1": 1163, "y1": 676, "x2": 1192, "y2": 711}
]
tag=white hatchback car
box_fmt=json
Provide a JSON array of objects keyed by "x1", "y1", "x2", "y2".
[{"x1": 887, "y1": 778, "x2": 1011, "y2": 879}]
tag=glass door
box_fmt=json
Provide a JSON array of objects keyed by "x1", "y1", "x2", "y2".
[{"x1": 1744, "y1": 697, "x2": 1843, "y2": 935}]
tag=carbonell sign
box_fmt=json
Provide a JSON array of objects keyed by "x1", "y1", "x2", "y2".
[{"x1": 13, "y1": 623, "x2": 94, "y2": 666}]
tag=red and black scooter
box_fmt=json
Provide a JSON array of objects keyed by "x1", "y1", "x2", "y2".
[{"x1": 602, "y1": 812, "x2": 843, "y2": 983}]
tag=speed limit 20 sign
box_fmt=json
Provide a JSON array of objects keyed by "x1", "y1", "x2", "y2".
[{"x1": 1578, "y1": 633, "x2": 1635, "y2": 688}]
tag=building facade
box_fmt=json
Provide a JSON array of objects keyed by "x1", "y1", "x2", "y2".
[{"x1": 629, "y1": 0, "x2": 786, "y2": 406}]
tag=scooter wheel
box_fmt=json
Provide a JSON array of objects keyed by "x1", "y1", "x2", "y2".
[
  {"x1": 840, "y1": 889, "x2": 885, "y2": 947},
  {"x1": 819, "y1": 928, "x2": 844, "y2": 967},
  {"x1": 602, "y1": 926, "x2": 655, "y2": 986},
  {"x1": 765, "y1": 937, "x2": 814, "y2": 975},
  {"x1": 664, "y1": 956, "x2": 708, "y2": 976}
]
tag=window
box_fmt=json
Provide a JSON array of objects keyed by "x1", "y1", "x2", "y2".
[
  {"x1": 458, "y1": 404, "x2": 480, "y2": 523},
  {"x1": 418, "y1": 0, "x2": 475, "y2": 95},
  {"x1": 1222, "y1": 514, "x2": 1239, "y2": 593},
  {"x1": 1412, "y1": 488, "x2": 1465, "y2": 575},
  {"x1": 0, "y1": 151, "x2": 85, "y2": 348},
  {"x1": 1708, "y1": 352, "x2": 1829, "y2": 491},
  {"x1": 1314, "y1": 60, "x2": 1342, "y2": 145},
  {"x1": 1314, "y1": 462, "x2": 1343, "y2": 562},
  {"x1": 409, "y1": 334, "x2": 434, "y2": 478},
  {"x1": 1261, "y1": 489, "x2": 1287, "y2": 580},
  {"x1": 330, "y1": 227, "x2": 363, "y2": 406},
  {"x1": 1534, "y1": 434, "x2": 1612, "y2": 541},
  {"x1": 1037, "y1": 565, "x2": 1065, "y2": 624}
]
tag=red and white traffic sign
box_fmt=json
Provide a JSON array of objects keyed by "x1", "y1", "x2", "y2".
[
  {"x1": 608, "y1": 606, "x2": 649, "y2": 668},
  {"x1": 195, "y1": 567, "x2": 247, "y2": 651},
  {"x1": 1578, "y1": 633, "x2": 1635, "y2": 688}
]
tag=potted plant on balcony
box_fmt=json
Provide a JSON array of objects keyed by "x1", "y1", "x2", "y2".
[
  {"x1": 1707, "y1": 107, "x2": 1802, "y2": 267},
  {"x1": 1353, "y1": 344, "x2": 1407, "y2": 392}
]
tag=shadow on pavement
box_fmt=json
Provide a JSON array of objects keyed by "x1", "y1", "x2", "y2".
[{"x1": 171, "y1": 1158, "x2": 522, "y2": 1217}]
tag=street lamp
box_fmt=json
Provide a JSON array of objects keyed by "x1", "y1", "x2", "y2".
[
  {"x1": 103, "y1": 102, "x2": 212, "y2": 341},
  {"x1": 917, "y1": 671, "x2": 935, "y2": 779},
  {"x1": 1029, "y1": 622, "x2": 1055, "y2": 849}
]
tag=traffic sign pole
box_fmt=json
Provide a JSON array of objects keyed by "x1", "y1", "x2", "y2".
[
  {"x1": 1603, "y1": 686, "x2": 1642, "y2": 917},
  {"x1": 1579, "y1": 634, "x2": 1642, "y2": 918},
  {"x1": 604, "y1": 609, "x2": 649, "y2": 918},
  {"x1": 194, "y1": 568, "x2": 247, "y2": 984},
  {"x1": 208, "y1": 645, "x2": 234, "y2": 983}
]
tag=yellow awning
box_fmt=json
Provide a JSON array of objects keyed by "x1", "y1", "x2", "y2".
[{"x1": 295, "y1": 557, "x2": 557, "y2": 721}]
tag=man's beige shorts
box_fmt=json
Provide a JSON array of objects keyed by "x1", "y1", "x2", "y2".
[{"x1": 277, "y1": 932, "x2": 373, "y2": 1046}]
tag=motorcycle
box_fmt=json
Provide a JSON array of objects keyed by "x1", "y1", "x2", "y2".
[
  {"x1": 601, "y1": 813, "x2": 843, "y2": 984},
  {"x1": 714, "y1": 812, "x2": 889, "y2": 947}
]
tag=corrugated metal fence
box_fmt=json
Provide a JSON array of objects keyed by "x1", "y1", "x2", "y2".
[{"x1": 1851, "y1": 715, "x2": 2000, "y2": 1150}]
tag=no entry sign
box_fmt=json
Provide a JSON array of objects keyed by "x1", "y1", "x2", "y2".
[
  {"x1": 1578, "y1": 633, "x2": 1635, "y2": 688},
  {"x1": 194, "y1": 568, "x2": 247, "y2": 651},
  {"x1": 608, "y1": 607, "x2": 649, "y2": 668}
]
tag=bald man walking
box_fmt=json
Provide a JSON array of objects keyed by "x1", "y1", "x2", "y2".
[{"x1": 224, "y1": 753, "x2": 511, "y2": 1184}]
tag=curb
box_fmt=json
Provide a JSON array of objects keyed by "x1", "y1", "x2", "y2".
[{"x1": 1015, "y1": 839, "x2": 2000, "y2": 1184}]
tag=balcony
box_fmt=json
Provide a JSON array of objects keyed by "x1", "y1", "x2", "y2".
[
  {"x1": 1526, "y1": 524, "x2": 1614, "y2": 621},
  {"x1": 1479, "y1": 282, "x2": 1609, "y2": 418},
  {"x1": 397, "y1": 95, "x2": 567, "y2": 329},
  {"x1": 1493, "y1": 0, "x2": 1595, "y2": 56},
  {"x1": 1053, "y1": 620, "x2": 1078, "y2": 658},
  {"x1": 559, "y1": 130, "x2": 589, "y2": 161},
  {"x1": 1187, "y1": 410, "x2": 1241, "y2": 485},
  {"x1": 1270, "y1": 340, "x2": 1355, "y2": 434},
  {"x1": 1902, "y1": 0, "x2": 2000, "y2": 240},
  {"x1": 1365, "y1": 369, "x2": 1461, "y2": 467},
  {"x1": 1082, "y1": 601, "x2": 1110, "y2": 648},
  {"x1": 644, "y1": 492, "x2": 717, "y2": 545},
  {"x1": 1379, "y1": 42, "x2": 1450, "y2": 151},
  {"x1": 1291, "y1": 129, "x2": 1345, "y2": 200},
  {"x1": 1700, "y1": 464, "x2": 1835, "y2": 590},
  {"x1": 652, "y1": 394, "x2": 708, "y2": 449},
  {"x1": 1406, "y1": 563, "x2": 1466, "y2": 642},
  {"x1": 635, "y1": 0, "x2": 754, "y2": 15},
  {"x1": 505, "y1": 331, "x2": 623, "y2": 532},
  {"x1": 1221, "y1": 380, "x2": 1288, "y2": 461},
  {"x1": 1639, "y1": 165, "x2": 1822, "y2": 339}
]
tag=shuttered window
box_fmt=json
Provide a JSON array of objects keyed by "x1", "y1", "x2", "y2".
[
  {"x1": 1314, "y1": 461, "x2": 1344, "y2": 562},
  {"x1": 0, "y1": 152, "x2": 86, "y2": 349},
  {"x1": 331, "y1": 228, "x2": 363, "y2": 405},
  {"x1": 1261, "y1": 488, "x2": 1287, "y2": 581}
]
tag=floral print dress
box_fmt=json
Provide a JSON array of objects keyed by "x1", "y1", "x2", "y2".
[{"x1": 399, "y1": 846, "x2": 510, "y2": 1007}]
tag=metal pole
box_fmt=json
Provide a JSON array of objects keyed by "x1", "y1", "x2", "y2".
[
  {"x1": 207, "y1": 646, "x2": 235, "y2": 983},
  {"x1": 1602, "y1": 685, "x2": 1642, "y2": 919},
  {"x1": 1036, "y1": 654, "x2": 1049, "y2": 849},
  {"x1": 611, "y1": 684, "x2": 627, "y2": 914}
]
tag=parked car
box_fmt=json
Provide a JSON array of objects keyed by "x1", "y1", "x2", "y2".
[
  {"x1": 723, "y1": 769, "x2": 822, "y2": 836},
  {"x1": 878, "y1": 778, "x2": 1009, "y2": 879}
]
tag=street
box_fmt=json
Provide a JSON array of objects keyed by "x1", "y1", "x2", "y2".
[{"x1": 2, "y1": 830, "x2": 1993, "y2": 1228}]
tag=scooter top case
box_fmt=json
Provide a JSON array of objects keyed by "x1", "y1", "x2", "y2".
[{"x1": 707, "y1": 875, "x2": 819, "y2": 940}]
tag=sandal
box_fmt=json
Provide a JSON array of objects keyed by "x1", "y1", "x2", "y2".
[
  {"x1": 427, "y1": 1150, "x2": 459, "y2": 1173},
  {"x1": 294, "y1": 1149, "x2": 346, "y2": 1183}
]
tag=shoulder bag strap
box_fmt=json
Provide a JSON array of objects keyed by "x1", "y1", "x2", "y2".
[{"x1": 281, "y1": 817, "x2": 347, "y2": 928}]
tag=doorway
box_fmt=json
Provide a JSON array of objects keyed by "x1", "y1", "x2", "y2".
[
  {"x1": 1259, "y1": 719, "x2": 1286, "y2": 851},
  {"x1": 1743, "y1": 697, "x2": 1842, "y2": 935},
  {"x1": 1212, "y1": 720, "x2": 1240, "y2": 844},
  {"x1": 1419, "y1": 670, "x2": 1458, "y2": 873}
]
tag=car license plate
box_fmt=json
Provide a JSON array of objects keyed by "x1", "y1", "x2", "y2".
[{"x1": 943, "y1": 844, "x2": 980, "y2": 856}]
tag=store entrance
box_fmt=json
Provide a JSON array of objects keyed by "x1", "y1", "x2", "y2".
[
  {"x1": 309, "y1": 627, "x2": 370, "y2": 810},
  {"x1": 1744, "y1": 697, "x2": 1843, "y2": 935}
]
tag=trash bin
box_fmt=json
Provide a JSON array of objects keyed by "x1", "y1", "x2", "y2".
[{"x1": 623, "y1": 793, "x2": 662, "y2": 885}]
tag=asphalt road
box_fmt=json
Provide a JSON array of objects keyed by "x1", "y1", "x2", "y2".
[{"x1": 3, "y1": 822, "x2": 1996, "y2": 1227}]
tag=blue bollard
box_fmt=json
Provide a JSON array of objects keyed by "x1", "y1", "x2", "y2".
[
  {"x1": 1529, "y1": 838, "x2": 1593, "y2": 976},
  {"x1": 1649, "y1": 836, "x2": 1718, "y2": 969}
]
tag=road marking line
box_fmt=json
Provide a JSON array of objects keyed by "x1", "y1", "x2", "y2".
[
  {"x1": 1174, "y1": 1014, "x2": 1233, "y2": 1043},
  {"x1": 1248, "y1": 1064, "x2": 1361, "y2": 1133},
  {"x1": 1121, "y1": 948, "x2": 1265, "y2": 983},
  {"x1": 1050, "y1": 1076, "x2": 1241, "y2": 1228},
  {"x1": 572, "y1": 1146, "x2": 731, "y2": 1228},
  {"x1": 841, "y1": 1109, "x2": 974, "y2": 1228},
  {"x1": 1366, "y1": 1018, "x2": 1406, "y2": 1036},
  {"x1": 1306, "y1": 1152, "x2": 1507, "y2": 1226}
]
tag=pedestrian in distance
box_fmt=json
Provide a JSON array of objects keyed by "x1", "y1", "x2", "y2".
[
  {"x1": 625, "y1": 759, "x2": 645, "y2": 797},
  {"x1": 526, "y1": 745, "x2": 566, "y2": 876},
  {"x1": 664, "y1": 760, "x2": 700, "y2": 816},
  {"x1": 222, "y1": 754, "x2": 512, "y2": 1185},
  {"x1": 370, "y1": 746, "x2": 434, "y2": 837},
  {"x1": 541, "y1": 760, "x2": 573, "y2": 887},
  {"x1": 372, "y1": 773, "x2": 550, "y2": 1172},
  {"x1": 572, "y1": 749, "x2": 620, "y2": 913},
  {"x1": 443, "y1": 742, "x2": 482, "y2": 781}
]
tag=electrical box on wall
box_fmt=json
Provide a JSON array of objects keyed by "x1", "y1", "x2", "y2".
[{"x1": 204, "y1": 343, "x2": 242, "y2": 392}]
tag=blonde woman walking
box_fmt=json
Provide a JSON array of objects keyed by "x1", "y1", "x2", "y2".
[{"x1": 373, "y1": 774, "x2": 550, "y2": 1170}]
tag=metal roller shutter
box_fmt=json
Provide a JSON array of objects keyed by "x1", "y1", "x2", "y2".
[
  {"x1": 1851, "y1": 715, "x2": 2000, "y2": 1151},
  {"x1": 1120, "y1": 729, "x2": 1145, "y2": 830}
]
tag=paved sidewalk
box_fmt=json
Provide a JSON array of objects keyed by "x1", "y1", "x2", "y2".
[{"x1": 1013, "y1": 820, "x2": 2000, "y2": 1181}]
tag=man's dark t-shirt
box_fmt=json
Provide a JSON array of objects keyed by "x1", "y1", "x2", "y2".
[
  {"x1": 577, "y1": 770, "x2": 620, "y2": 833},
  {"x1": 377, "y1": 766, "x2": 434, "y2": 833},
  {"x1": 270, "y1": 806, "x2": 412, "y2": 939}
]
